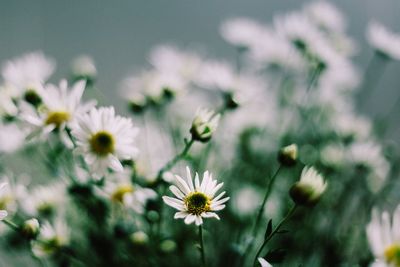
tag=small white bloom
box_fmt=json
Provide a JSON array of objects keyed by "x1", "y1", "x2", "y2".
[
  {"x1": 367, "y1": 206, "x2": 400, "y2": 266},
  {"x1": 31, "y1": 219, "x2": 70, "y2": 258},
  {"x1": 367, "y1": 21, "x2": 400, "y2": 60},
  {"x1": 1, "y1": 51, "x2": 55, "y2": 99},
  {"x1": 258, "y1": 257, "x2": 273, "y2": 267},
  {"x1": 220, "y1": 18, "x2": 267, "y2": 49},
  {"x1": 71, "y1": 106, "x2": 139, "y2": 177},
  {"x1": 0, "y1": 122, "x2": 26, "y2": 154},
  {"x1": 304, "y1": 1, "x2": 346, "y2": 33},
  {"x1": 163, "y1": 167, "x2": 229, "y2": 226},
  {"x1": 290, "y1": 166, "x2": 327, "y2": 206},
  {"x1": 71, "y1": 55, "x2": 97, "y2": 79}
]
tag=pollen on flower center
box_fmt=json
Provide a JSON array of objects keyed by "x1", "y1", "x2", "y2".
[
  {"x1": 89, "y1": 131, "x2": 115, "y2": 156},
  {"x1": 184, "y1": 192, "x2": 211, "y2": 215},
  {"x1": 45, "y1": 111, "x2": 70, "y2": 127},
  {"x1": 384, "y1": 244, "x2": 400, "y2": 266},
  {"x1": 111, "y1": 184, "x2": 134, "y2": 203}
]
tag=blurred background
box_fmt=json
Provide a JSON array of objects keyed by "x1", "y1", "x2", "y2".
[{"x1": 1, "y1": 0, "x2": 400, "y2": 138}]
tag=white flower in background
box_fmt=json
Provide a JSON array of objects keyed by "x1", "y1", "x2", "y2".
[
  {"x1": 23, "y1": 182, "x2": 65, "y2": 218},
  {"x1": 0, "y1": 183, "x2": 8, "y2": 220},
  {"x1": 149, "y1": 45, "x2": 202, "y2": 82},
  {"x1": 71, "y1": 55, "x2": 97, "y2": 81},
  {"x1": 101, "y1": 169, "x2": 156, "y2": 213},
  {"x1": 367, "y1": 21, "x2": 400, "y2": 60},
  {"x1": 320, "y1": 143, "x2": 345, "y2": 168},
  {"x1": 349, "y1": 141, "x2": 389, "y2": 192},
  {"x1": 304, "y1": 1, "x2": 346, "y2": 33},
  {"x1": 190, "y1": 108, "x2": 220, "y2": 142},
  {"x1": 121, "y1": 70, "x2": 186, "y2": 104},
  {"x1": 163, "y1": 167, "x2": 229, "y2": 225},
  {"x1": 367, "y1": 206, "x2": 400, "y2": 267},
  {"x1": 0, "y1": 175, "x2": 27, "y2": 216},
  {"x1": 0, "y1": 122, "x2": 26, "y2": 153},
  {"x1": 195, "y1": 60, "x2": 236, "y2": 92},
  {"x1": 333, "y1": 111, "x2": 372, "y2": 141},
  {"x1": 21, "y1": 80, "x2": 95, "y2": 143},
  {"x1": 290, "y1": 166, "x2": 327, "y2": 206},
  {"x1": 232, "y1": 186, "x2": 261, "y2": 217},
  {"x1": 220, "y1": 18, "x2": 268, "y2": 49},
  {"x1": 1, "y1": 51, "x2": 55, "y2": 100},
  {"x1": 71, "y1": 106, "x2": 139, "y2": 177},
  {"x1": 0, "y1": 87, "x2": 18, "y2": 118},
  {"x1": 31, "y1": 219, "x2": 70, "y2": 258},
  {"x1": 258, "y1": 257, "x2": 273, "y2": 267}
]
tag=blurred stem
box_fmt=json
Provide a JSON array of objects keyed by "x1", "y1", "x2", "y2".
[
  {"x1": 199, "y1": 225, "x2": 206, "y2": 267},
  {"x1": 239, "y1": 165, "x2": 282, "y2": 266},
  {"x1": 253, "y1": 205, "x2": 297, "y2": 267},
  {"x1": 2, "y1": 218, "x2": 20, "y2": 232},
  {"x1": 358, "y1": 51, "x2": 389, "y2": 108},
  {"x1": 156, "y1": 138, "x2": 194, "y2": 181}
]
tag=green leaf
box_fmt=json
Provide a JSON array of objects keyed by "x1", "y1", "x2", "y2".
[{"x1": 264, "y1": 219, "x2": 273, "y2": 239}]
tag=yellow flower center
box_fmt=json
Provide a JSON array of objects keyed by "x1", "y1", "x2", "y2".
[
  {"x1": 89, "y1": 131, "x2": 115, "y2": 156},
  {"x1": 184, "y1": 192, "x2": 211, "y2": 215},
  {"x1": 111, "y1": 184, "x2": 134, "y2": 203},
  {"x1": 45, "y1": 111, "x2": 70, "y2": 127},
  {"x1": 385, "y1": 244, "x2": 400, "y2": 266}
]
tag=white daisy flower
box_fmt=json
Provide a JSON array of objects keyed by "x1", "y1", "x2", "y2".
[
  {"x1": 101, "y1": 169, "x2": 156, "y2": 213},
  {"x1": 304, "y1": 1, "x2": 346, "y2": 33},
  {"x1": 1, "y1": 51, "x2": 55, "y2": 102},
  {"x1": 71, "y1": 106, "x2": 139, "y2": 177},
  {"x1": 31, "y1": 219, "x2": 70, "y2": 258},
  {"x1": 289, "y1": 166, "x2": 327, "y2": 206},
  {"x1": 367, "y1": 206, "x2": 400, "y2": 266},
  {"x1": 0, "y1": 183, "x2": 8, "y2": 220},
  {"x1": 21, "y1": 79, "x2": 95, "y2": 143},
  {"x1": 367, "y1": 21, "x2": 400, "y2": 60},
  {"x1": 162, "y1": 167, "x2": 229, "y2": 226},
  {"x1": 71, "y1": 55, "x2": 97, "y2": 81}
]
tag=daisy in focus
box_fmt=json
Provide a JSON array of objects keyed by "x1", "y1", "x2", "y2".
[
  {"x1": 163, "y1": 167, "x2": 229, "y2": 226},
  {"x1": 367, "y1": 206, "x2": 400, "y2": 267},
  {"x1": 71, "y1": 106, "x2": 139, "y2": 177}
]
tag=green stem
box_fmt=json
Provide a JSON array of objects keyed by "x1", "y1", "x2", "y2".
[
  {"x1": 239, "y1": 165, "x2": 282, "y2": 266},
  {"x1": 199, "y1": 225, "x2": 206, "y2": 267},
  {"x1": 253, "y1": 205, "x2": 297, "y2": 267},
  {"x1": 2, "y1": 218, "x2": 20, "y2": 232},
  {"x1": 156, "y1": 138, "x2": 194, "y2": 181}
]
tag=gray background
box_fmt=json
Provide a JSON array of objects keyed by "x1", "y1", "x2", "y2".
[
  {"x1": 1, "y1": 0, "x2": 400, "y2": 139},
  {"x1": 0, "y1": 1, "x2": 400, "y2": 265}
]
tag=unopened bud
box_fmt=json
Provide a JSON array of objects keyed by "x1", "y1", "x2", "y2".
[
  {"x1": 278, "y1": 144, "x2": 298, "y2": 166},
  {"x1": 190, "y1": 109, "x2": 220, "y2": 142},
  {"x1": 130, "y1": 231, "x2": 149, "y2": 246},
  {"x1": 21, "y1": 218, "x2": 40, "y2": 238}
]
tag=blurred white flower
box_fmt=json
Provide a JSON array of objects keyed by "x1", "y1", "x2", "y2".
[
  {"x1": 0, "y1": 175, "x2": 27, "y2": 216},
  {"x1": 232, "y1": 186, "x2": 261, "y2": 217},
  {"x1": 102, "y1": 169, "x2": 156, "y2": 213},
  {"x1": 367, "y1": 206, "x2": 400, "y2": 266},
  {"x1": 304, "y1": 1, "x2": 346, "y2": 33},
  {"x1": 333, "y1": 111, "x2": 372, "y2": 141},
  {"x1": 163, "y1": 167, "x2": 229, "y2": 225},
  {"x1": 71, "y1": 106, "x2": 139, "y2": 177},
  {"x1": 149, "y1": 45, "x2": 202, "y2": 81},
  {"x1": 220, "y1": 18, "x2": 267, "y2": 49},
  {"x1": 71, "y1": 55, "x2": 97, "y2": 81},
  {"x1": 0, "y1": 122, "x2": 26, "y2": 154},
  {"x1": 31, "y1": 219, "x2": 70, "y2": 258},
  {"x1": 1, "y1": 51, "x2": 55, "y2": 99},
  {"x1": 190, "y1": 108, "x2": 220, "y2": 142},
  {"x1": 0, "y1": 87, "x2": 18, "y2": 118},
  {"x1": 320, "y1": 143, "x2": 345, "y2": 168},
  {"x1": 367, "y1": 21, "x2": 400, "y2": 60}
]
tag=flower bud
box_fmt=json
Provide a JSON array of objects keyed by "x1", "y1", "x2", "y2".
[
  {"x1": 190, "y1": 109, "x2": 220, "y2": 142},
  {"x1": 130, "y1": 231, "x2": 149, "y2": 246},
  {"x1": 289, "y1": 166, "x2": 327, "y2": 206},
  {"x1": 278, "y1": 144, "x2": 298, "y2": 166},
  {"x1": 71, "y1": 55, "x2": 97, "y2": 86},
  {"x1": 21, "y1": 218, "x2": 40, "y2": 239},
  {"x1": 160, "y1": 239, "x2": 176, "y2": 253}
]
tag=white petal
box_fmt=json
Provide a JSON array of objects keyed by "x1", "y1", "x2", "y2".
[
  {"x1": 0, "y1": 210, "x2": 8, "y2": 220},
  {"x1": 174, "y1": 211, "x2": 189, "y2": 219},
  {"x1": 163, "y1": 196, "x2": 184, "y2": 211},
  {"x1": 184, "y1": 214, "x2": 196, "y2": 225}
]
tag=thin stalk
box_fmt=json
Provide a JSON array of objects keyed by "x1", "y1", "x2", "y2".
[
  {"x1": 199, "y1": 225, "x2": 206, "y2": 267},
  {"x1": 239, "y1": 165, "x2": 282, "y2": 266},
  {"x1": 253, "y1": 205, "x2": 297, "y2": 267},
  {"x1": 156, "y1": 138, "x2": 194, "y2": 181},
  {"x1": 2, "y1": 218, "x2": 20, "y2": 232}
]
